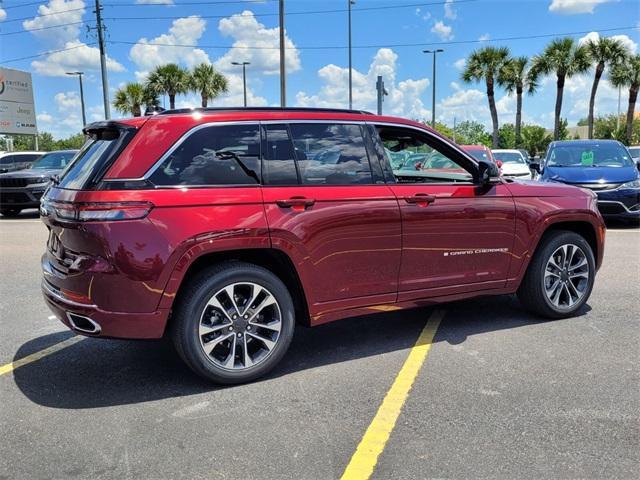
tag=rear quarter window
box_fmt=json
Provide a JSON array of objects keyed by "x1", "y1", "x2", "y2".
[{"x1": 149, "y1": 124, "x2": 261, "y2": 186}]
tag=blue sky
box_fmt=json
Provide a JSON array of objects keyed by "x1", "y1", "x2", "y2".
[{"x1": 1, "y1": 0, "x2": 639, "y2": 138}]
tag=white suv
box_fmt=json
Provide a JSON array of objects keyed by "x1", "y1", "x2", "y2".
[{"x1": 491, "y1": 149, "x2": 532, "y2": 180}]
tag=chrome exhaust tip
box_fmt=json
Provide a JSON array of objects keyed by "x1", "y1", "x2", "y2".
[{"x1": 66, "y1": 313, "x2": 101, "y2": 335}]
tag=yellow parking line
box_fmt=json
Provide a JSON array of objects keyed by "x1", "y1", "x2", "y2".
[
  {"x1": 340, "y1": 309, "x2": 444, "y2": 480},
  {"x1": 0, "y1": 335, "x2": 83, "y2": 376}
]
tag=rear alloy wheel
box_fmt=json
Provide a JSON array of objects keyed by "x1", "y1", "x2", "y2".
[
  {"x1": 0, "y1": 208, "x2": 22, "y2": 217},
  {"x1": 171, "y1": 262, "x2": 295, "y2": 384},
  {"x1": 518, "y1": 231, "x2": 595, "y2": 319}
]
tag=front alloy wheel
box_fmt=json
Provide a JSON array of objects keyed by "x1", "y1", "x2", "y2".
[{"x1": 543, "y1": 244, "x2": 590, "y2": 310}]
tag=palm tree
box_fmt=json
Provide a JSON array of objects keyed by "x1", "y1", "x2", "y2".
[
  {"x1": 610, "y1": 54, "x2": 640, "y2": 145},
  {"x1": 113, "y1": 82, "x2": 158, "y2": 117},
  {"x1": 498, "y1": 56, "x2": 537, "y2": 148},
  {"x1": 585, "y1": 37, "x2": 628, "y2": 138},
  {"x1": 462, "y1": 46, "x2": 511, "y2": 148},
  {"x1": 530, "y1": 38, "x2": 590, "y2": 140},
  {"x1": 189, "y1": 63, "x2": 228, "y2": 108},
  {"x1": 146, "y1": 63, "x2": 189, "y2": 110}
]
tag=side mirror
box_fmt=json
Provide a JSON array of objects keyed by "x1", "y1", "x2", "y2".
[
  {"x1": 495, "y1": 160, "x2": 503, "y2": 168},
  {"x1": 477, "y1": 159, "x2": 500, "y2": 186},
  {"x1": 529, "y1": 162, "x2": 541, "y2": 173}
]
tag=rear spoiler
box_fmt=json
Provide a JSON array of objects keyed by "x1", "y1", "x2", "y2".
[{"x1": 83, "y1": 121, "x2": 138, "y2": 140}]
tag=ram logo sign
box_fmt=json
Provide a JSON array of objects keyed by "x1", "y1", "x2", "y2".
[{"x1": 0, "y1": 67, "x2": 38, "y2": 136}]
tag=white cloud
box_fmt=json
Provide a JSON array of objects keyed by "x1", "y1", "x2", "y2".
[
  {"x1": 55, "y1": 91, "x2": 81, "y2": 111},
  {"x1": 578, "y1": 31, "x2": 637, "y2": 53},
  {"x1": 295, "y1": 48, "x2": 431, "y2": 121},
  {"x1": 23, "y1": 0, "x2": 86, "y2": 48},
  {"x1": 0, "y1": 8, "x2": 7, "y2": 22},
  {"x1": 444, "y1": 0, "x2": 457, "y2": 19},
  {"x1": 213, "y1": 10, "x2": 301, "y2": 76},
  {"x1": 549, "y1": 0, "x2": 616, "y2": 15},
  {"x1": 453, "y1": 58, "x2": 466, "y2": 70},
  {"x1": 436, "y1": 87, "x2": 515, "y2": 127},
  {"x1": 431, "y1": 21, "x2": 453, "y2": 41},
  {"x1": 31, "y1": 40, "x2": 125, "y2": 77},
  {"x1": 37, "y1": 112, "x2": 53, "y2": 124},
  {"x1": 478, "y1": 33, "x2": 491, "y2": 42},
  {"x1": 129, "y1": 16, "x2": 210, "y2": 77}
]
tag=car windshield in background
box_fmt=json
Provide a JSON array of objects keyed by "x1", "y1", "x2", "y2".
[
  {"x1": 547, "y1": 144, "x2": 634, "y2": 168},
  {"x1": 493, "y1": 152, "x2": 526, "y2": 164},
  {"x1": 32, "y1": 151, "x2": 76, "y2": 170},
  {"x1": 465, "y1": 149, "x2": 490, "y2": 162},
  {"x1": 628, "y1": 147, "x2": 640, "y2": 160}
]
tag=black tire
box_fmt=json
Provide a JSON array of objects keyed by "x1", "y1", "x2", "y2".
[
  {"x1": 1, "y1": 208, "x2": 22, "y2": 217},
  {"x1": 518, "y1": 230, "x2": 596, "y2": 319},
  {"x1": 171, "y1": 261, "x2": 295, "y2": 384}
]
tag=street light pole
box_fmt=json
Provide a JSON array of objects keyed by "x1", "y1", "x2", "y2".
[
  {"x1": 423, "y1": 49, "x2": 444, "y2": 128},
  {"x1": 348, "y1": 0, "x2": 355, "y2": 109},
  {"x1": 279, "y1": 0, "x2": 286, "y2": 107},
  {"x1": 66, "y1": 71, "x2": 86, "y2": 126},
  {"x1": 232, "y1": 62, "x2": 250, "y2": 107}
]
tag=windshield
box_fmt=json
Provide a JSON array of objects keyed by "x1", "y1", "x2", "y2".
[
  {"x1": 32, "y1": 151, "x2": 76, "y2": 170},
  {"x1": 464, "y1": 148, "x2": 491, "y2": 162},
  {"x1": 547, "y1": 143, "x2": 634, "y2": 168},
  {"x1": 628, "y1": 147, "x2": 640, "y2": 159},
  {"x1": 493, "y1": 152, "x2": 526, "y2": 164}
]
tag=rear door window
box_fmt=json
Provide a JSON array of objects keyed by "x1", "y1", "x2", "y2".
[
  {"x1": 289, "y1": 123, "x2": 373, "y2": 185},
  {"x1": 262, "y1": 124, "x2": 299, "y2": 185},
  {"x1": 149, "y1": 124, "x2": 261, "y2": 186}
]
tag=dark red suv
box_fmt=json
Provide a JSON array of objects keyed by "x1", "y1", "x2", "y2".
[{"x1": 41, "y1": 108, "x2": 605, "y2": 383}]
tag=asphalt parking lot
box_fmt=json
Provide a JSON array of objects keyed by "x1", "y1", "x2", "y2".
[{"x1": 1, "y1": 210, "x2": 638, "y2": 480}]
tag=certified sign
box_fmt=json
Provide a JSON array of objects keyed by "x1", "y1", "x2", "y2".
[{"x1": 0, "y1": 67, "x2": 38, "y2": 135}]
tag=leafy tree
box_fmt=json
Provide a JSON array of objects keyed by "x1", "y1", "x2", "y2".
[
  {"x1": 609, "y1": 54, "x2": 640, "y2": 145},
  {"x1": 189, "y1": 63, "x2": 228, "y2": 108},
  {"x1": 454, "y1": 120, "x2": 491, "y2": 146},
  {"x1": 461, "y1": 46, "x2": 511, "y2": 148},
  {"x1": 521, "y1": 124, "x2": 552, "y2": 157},
  {"x1": 530, "y1": 38, "x2": 590, "y2": 140},
  {"x1": 498, "y1": 123, "x2": 516, "y2": 149},
  {"x1": 0, "y1": 132, "x2": 86, "y2": 151},
  {"x1": 592, "y1": 114, "x2": 637, "y2": 142},
  {"x1": 146, "y1": 63, "x2": 190, "y2": 110},
  {"x1": 37, "y1": 132, "x2": 56, "y2": 151},
  {"x1": 557, "y1": 118, "x2": 570, "y2": 141},
  {"x1": 585, "y1": 36, "x2": 628, "y2": 138},
  {"x1": 577, "y1": 118, "x2": 589, "y2": 126},
  {"x1": 498, "y1": 56, "x2": 537, "y2": 147},
  {"x1": 114, "y1": 82, "x2": 158, "y2": 117},
  {"x1": 55, "y1": 133, "x2": 86, "y2": 150}
]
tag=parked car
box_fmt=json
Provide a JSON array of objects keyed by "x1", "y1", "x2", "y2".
[
  {"x1": 0, "y1": 151, "x2": 44, "y2": 173},
  {"x1": 40, "y1": 108, "x2": 605, "y2": 384},
  {"x1": 518, "y1": 148, "x2": 532, "y2": 164},
  {"x1": 460, "y1": 144, "x2": 496, "y2": 163},
  {"x1": 535, "y1": 140, "x2": 639, "y2": 222},
  {"x1": 0, "y1": 150, "x2": 78, "y2": 217},
  {"x1": 491, "y1": 149, "x2": 533, "y2": 180},
  {"x1": 628, "y1": 145, "x2": 640, "y2": 166}
]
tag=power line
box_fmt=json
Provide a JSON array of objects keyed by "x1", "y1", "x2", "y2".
[
  {"x1": 0, "y1": 1, "x2": 47, "y2": 10},
  {"x1": 0, "y1": 42, "x2": 97, "y2": 64},
  {"x1": 2, "y1": 7, "x2": 86, "y2": 23},
  {"x1": 106, "y1": 25, "x2": 640, "y2": 51},
  {"x1": 103, "y1": 0, "x2": 278, "y2": 6},
  {"x1": 0, "y1": 21, "x2": 90, "y2": 36}
]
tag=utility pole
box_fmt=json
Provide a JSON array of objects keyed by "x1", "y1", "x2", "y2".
[
  {"x1": 279, "y1": 0, "x2": 286, "y2": 107},
  {"x1": 94, "y1": 0, "x2": 110, "y2": 119},
  {"x1": 348, "y1": 0, "x2": 355, "y2": 109},
  {"x1": 66, "y1": 71, "x2": 86, "y2": 126},
  {"x1": 423, "y1": 49, "x2": 444, "y2": 128},
  {"x1": 232, "y1": 62, "x2": 250, "y2": 107},
  {"x1": 376, "y1": 75, "x2": 388, "y2": 115}
]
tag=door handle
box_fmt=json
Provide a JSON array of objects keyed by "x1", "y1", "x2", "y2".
[
  {"x1": 276, "y1": 196, "x2": 316, "y2": 211},
  {"x1": 404, "y1": 193, "x2": 436, "y2": 206}
]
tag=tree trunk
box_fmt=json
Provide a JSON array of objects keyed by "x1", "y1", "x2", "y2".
[
  {"x1": 588, "y1": 62, "x2": 604, "y2": 139},
  {"x1": 201, "y1": 95, "x2": 208, "y2": 108},
  {"x1": 554, "y1": 74, "x2": 565, "y2": 140},
  {"x1": 169, "y1": 93, "x2": 176, "y2": 110},
  {"x1": 133, "y1": 104, "x2": 141, "y2": 117},
  {"x1": 515, "y1": 84, "x2": 523, "y2": 148},
  {"x1": 625, "y1": 84, "x2": 638, "y2": 145},
  {"x1": 486, "y1": 77, "x2": 499, "y2": 148}
]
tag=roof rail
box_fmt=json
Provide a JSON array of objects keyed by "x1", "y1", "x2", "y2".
[{"x1": 156, "y1": 107, "x2": 374, "y2": 116}]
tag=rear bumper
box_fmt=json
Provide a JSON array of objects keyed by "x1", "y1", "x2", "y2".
[{"x1": 42, "y1": 278, "x2": 170, "y2": 339}]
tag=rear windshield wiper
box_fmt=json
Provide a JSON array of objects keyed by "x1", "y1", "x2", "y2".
[{"x1": 214, "y1": 151, "x2": 260, "y2": 183}]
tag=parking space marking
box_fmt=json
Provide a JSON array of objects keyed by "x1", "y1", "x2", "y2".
[
  {"x1": 340, "y1": 309, "x2": 444, "y2": 480},
  {"x1": 0, "y1": 335, "x2": 83, "y2": 376}
]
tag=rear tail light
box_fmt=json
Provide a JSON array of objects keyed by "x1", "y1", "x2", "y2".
[{"x1": 44, "y1": 200, "x2": 153, "y2": 222}]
